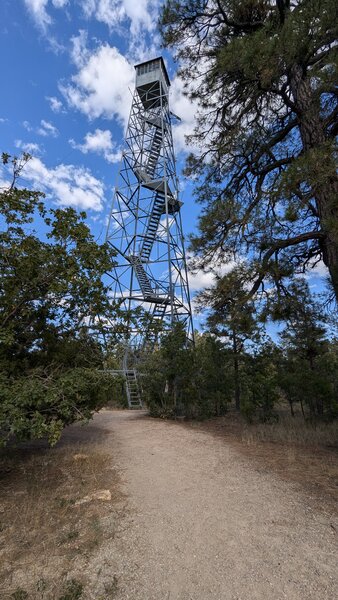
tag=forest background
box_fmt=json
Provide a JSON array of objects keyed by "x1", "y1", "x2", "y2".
[{"x1": 0, "y1": 0, "x2": 337, "y2": 444}]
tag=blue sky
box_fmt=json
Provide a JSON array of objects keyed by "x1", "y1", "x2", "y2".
[
  {"x1": 0, "y1": 0, "x2": 329, "y2": 331},
  {"x1": 0, "y1": 0, "x2": 200, "y2": 239}
]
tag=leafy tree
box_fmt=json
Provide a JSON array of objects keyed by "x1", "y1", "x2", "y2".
[
  {"x1": 198, "y1": 265, "x2": 261, "y2": 410},
  {"x1": 140, "y1": 326, "x2": 230, "y2": 418},
  {"x1": 273, "y1": 279, "x2": 337, "y2": 418},
  {"x1": 241, "y1": 341, "x2": 280, "y2": 422},
  {"x1": 192, "y1": 333, "x2": 231, "y2": 416},
  {"x1": 160, "y1": 0, "x2": 338, "y2": 299},
  {"x1": 278, "y1": 347, "x2": 338, "y2": 421},
  {"x1": 0, "y1": 154, "x2": 118, "y2": 445},
  {"x1": 140, "y1": 322, "x2": 194, "y2": 416},
  {"x1": 277, "y1": 281, "x2": 328, "y2": 367}
]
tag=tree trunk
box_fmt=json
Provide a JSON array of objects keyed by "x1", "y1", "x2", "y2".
[
  {"x1": 289, "y1": 64, "x2": 338, "y2": 300},
  {"x1": 232, "y1": 329, "x2": 240, "y2": 411}
]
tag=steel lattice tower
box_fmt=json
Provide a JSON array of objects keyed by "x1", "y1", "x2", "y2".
[{"x1": 105, "y1": 58, "x2": 193, "y2": 405}]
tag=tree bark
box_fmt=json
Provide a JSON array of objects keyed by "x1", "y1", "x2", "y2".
[{"x1": 289, "y1": 64, "x2": 338, "y2": 299}]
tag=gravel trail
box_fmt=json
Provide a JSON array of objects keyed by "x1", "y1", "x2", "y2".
[{"x1": 88, "y1": 410, "x2": 338, "y2": 600}]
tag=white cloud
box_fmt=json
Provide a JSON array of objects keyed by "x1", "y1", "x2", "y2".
[
  {"x1": 158, "y1": 216, "x2": 175, "y2": 238},
  {"x1": 69, "y1": 128, "x2": 121, "y2": 163},
  {"x1": 52, "y1": 0, "x2": 68, "y2": 7},
  {"x1": 24, "y1": 119, "x2": 59, "y2": 137},
  {"x1": 81, "y1": 0, "x2": 157, "y2": 36},
  {"x1": 61, "y1": 42, "x2": 134, "y2": 125},
  {"x1": 23, "y1": 0, "x2": 51, "y2": 31},
  {"x1": 308, "y1": 260, "x2": 329, "y2": 278},
  {"x1": 37, "y1": 119, "x2": 59, "y2": 137},
  {"x1": 70, "y1": 128, "x2": 111, "y2": 153},
  {"x1": 70, "y1": 29, "x2": 90, "y2": 68},
  {"x1": 170, "y1": 76, "x2": 198, "y2": 154},
  {"x1": 23, "y1": 0, "x2": 68, "y2": 31},
  {"x1": 23, "y1": 120, "x2": 33, "y2": 132},
  {"x1": 0, "y1": 160, "x2": 11, "y2": 190},
  {"x1": 46, "y1": 95, "x2": 64, "y2": 113},
  {"x1": 188, "y1": 258, "x2": 237, "y2": 292},
  {"x1": 0, "y1": 117, "x2": 8, "y2": 123},
  {"x1": 15, "y1": 140, "x2": 42, "y2": 155},
  {"x1": 22, "y1": 157, "x2": 105, "y2": 211},
  {"x1": 188, "y1": 269, "x2": 217, "y2": 292},
  {"x1": 61, "y1": 28, "x2": 196, "y2": 155}
]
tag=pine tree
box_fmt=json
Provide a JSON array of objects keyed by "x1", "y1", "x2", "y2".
[
  {"x1": 270, "y1": 279, "x2": 337, "y2": 418},
  {"x1": 160, "y1": 0, "x2": 338, "y2": 299},
  {"x1": 198, "y1": 265, "x2": 261, "y2": 410}
]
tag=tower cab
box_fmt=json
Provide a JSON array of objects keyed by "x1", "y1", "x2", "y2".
[{"x1": 135, "y1": 57, "x2": 170, "y2": 108}]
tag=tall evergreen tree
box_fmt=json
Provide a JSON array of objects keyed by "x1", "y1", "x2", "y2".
[
  {"x1": 265, "y1": 278, "x2": 337, "y2": 418},
  {"x1": 160, "y1": 0, "x2": 338, "y2": 299},
  {"x1": 198, "y1": 265, "x2": 261, "y2": 410}
]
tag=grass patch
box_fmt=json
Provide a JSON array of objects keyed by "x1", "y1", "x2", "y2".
[
  {"x1": 241, "y1": 412, "x2": 338, "y2": 448},
  {"x1": 0, "y1": 432, "x2": 123, "y2": 599},
  {"x1": 11, "y1": 590, "x2": 28, "y2": 600},
  {"x1": 58, "y1": 579, "x2": 83, "y2": 600}
]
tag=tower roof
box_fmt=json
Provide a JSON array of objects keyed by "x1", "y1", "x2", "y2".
[{"x1": 134, "y1": 56, "x2": 171, "y2": 87}]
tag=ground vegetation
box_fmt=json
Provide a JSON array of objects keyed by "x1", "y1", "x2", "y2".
[{"x1": 0, "y1": 154, "x2": 119, "y2": 445}]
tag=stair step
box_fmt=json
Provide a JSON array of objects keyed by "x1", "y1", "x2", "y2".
[
  {"x1": 146, "y1": 129, "x2": 162, "y2": 177},
  {"x1": 125, "y1": 368, "x2": 142, "y2": 409},
  {"x1": 140, "y1": 198, "x2": 165, "y2": 260},
  {"x1": 130, "y1": 254, "x2": 155, "y2": 298}
]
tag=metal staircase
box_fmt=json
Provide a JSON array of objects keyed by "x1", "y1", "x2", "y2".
[
  {"x1": 129, "y1": 254, "x2": 155, "y2": 300},
  {"x1": 142, "y1": 302, "x2": 169, "y2": 349},
  {"x1": 125, "y1": 369, "x2": 142, "y2": 408},
  {"x1": 151, "y1": 301, "x2": 168, "y2": 333},
  {"x1": 130, "y1": 189, "x2": 182, "y2": 300},
  {"x1": 122, "y1": 350, "x2": 142, "y2": 409},
  {"x1": 140, "y1": 192, "x2": 181, "y2": 261},
  {"x1": 140, "y1": 192, "x2": 165, "y2": 260},
  {"x1": 146, "y1": 127, "x2": 162, "y2": 178},
  {"x1": 130, "y1": 127, "x2": 177, "y2": 301}
]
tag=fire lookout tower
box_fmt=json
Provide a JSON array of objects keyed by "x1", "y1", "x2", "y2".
[{"x1": 105, "y1": 57, "x2": 194, "y2": 407}]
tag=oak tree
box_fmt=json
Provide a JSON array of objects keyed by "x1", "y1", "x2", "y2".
[{"x1": 0, "y1": 154, "x2": 118, "y2": 445}]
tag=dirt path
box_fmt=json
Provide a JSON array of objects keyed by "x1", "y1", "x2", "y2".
[{"x1": 81, "y1": 410, "x2": 337, "y2": 600}]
